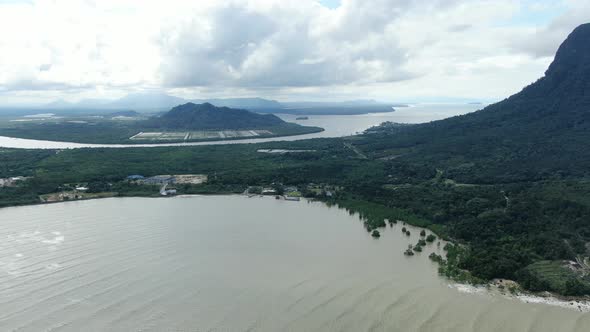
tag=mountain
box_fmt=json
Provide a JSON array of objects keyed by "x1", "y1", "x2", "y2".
[
  {"x1": 283, "y1": 99, "x2": 389, "y2": 108},
  {"x1": 40, "y1": 93, "x2": 399, "y2": 115},
  {"x1": 363, "y1": 23, "x2": 590, "y2": 184},
  {"x1": 41, "y1": 93, "x2": 181, "y2": 110},
  {"x1": 351, "y1": 23, "x2": 590, "y2": 294},
  {"x1": 41, "y1": 94, "x2": 283, "y2": 112},
  {"x1": 190, "y1": 98, "x2": 282, "y2": 110},
  {"x1": 108, "y1": 110, "x2": 142, "y2": 118},
  {"x1": 106, "y1": 92, "x2": 186, "y2": 110},
  {"x1": 280, "y1": 100, "x2": 398, "y2": 115},
  {"x1": 44, "y1": 99, "x2": 75, "y2": 108},
  {"x1": 75, "y1": 98, "x2": 112, "y2": 108},
  {"x1": 143, "y1": 102, "x2": 285, "y2": 130}
]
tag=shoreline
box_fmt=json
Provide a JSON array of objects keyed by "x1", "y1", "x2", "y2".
[
  {"x1": 0, "y1": 127, "x2": 324, "y2": 147},
  {"x1": 2, "y1": 191, "x2": 590, "y2": 312},
  {"x1": 449, "y1": 282, "x2": 590, "y2": 312}
]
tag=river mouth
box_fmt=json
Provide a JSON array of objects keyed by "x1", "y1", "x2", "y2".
[{"x1": 0, "y1": 195, "x2": 588, "y2": 331}]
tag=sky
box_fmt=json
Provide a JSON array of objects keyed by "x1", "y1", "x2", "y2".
[{"x1": 0, "y1": 0, "x2": 589, "y2": 105}]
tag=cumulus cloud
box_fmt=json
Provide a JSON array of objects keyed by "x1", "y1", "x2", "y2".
[
  {"x1": 0, "y1": 0, "x2": 589, "y2": 102},
  {"x1": 158, "y1": 0, "x2": 422, "y2": 88},
  {"x1": 0, "y1": 0, "x2": 161, "y2": 92}
]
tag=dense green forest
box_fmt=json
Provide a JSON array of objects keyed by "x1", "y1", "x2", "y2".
[{"x1": 2, "y1": 133, "x2": 590, "y2": 295}]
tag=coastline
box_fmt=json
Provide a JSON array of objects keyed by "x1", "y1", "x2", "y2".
[
  {"x1": 450, "y1": 282, "x2": 590, "y2": 313},
  {"x1": 2, "y1": 191, "x2": 590, "y2": 312},
  {"x1": 0, "y1": 126, "x2": 324, "y2": 146}
]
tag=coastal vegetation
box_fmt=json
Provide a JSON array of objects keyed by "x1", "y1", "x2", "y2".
[{"x1": 2, "y1": 129, "x2": 590, "y2": 296}]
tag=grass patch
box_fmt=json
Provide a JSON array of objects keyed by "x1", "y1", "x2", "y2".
[{"x1": 519, "y1": 260, "x2": 590, "y2": 295}]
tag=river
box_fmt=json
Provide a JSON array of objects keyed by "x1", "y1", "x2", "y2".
[
  {"x1": 0, "y1": 195, "x2": 588, "y2": 331},
  {"x1": 0, "y1": 104, "x2": 482, "y2": 149}
]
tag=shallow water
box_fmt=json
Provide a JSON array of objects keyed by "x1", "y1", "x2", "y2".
[
  {"x1": 0, "y1": 195, "x2": 588, "y2": 331},
  {"x1": 0, "y1": 104, "x2": 481, "y2": 149}
]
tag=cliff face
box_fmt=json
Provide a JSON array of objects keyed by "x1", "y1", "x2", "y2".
[{"x1": 499, "y1": 22, "x2": 590, "y2": 113}]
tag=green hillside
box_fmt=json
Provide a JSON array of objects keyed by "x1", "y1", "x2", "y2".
[
  {"x1": 143, "y1": 102, "x2": 286, "y2": 130},
  {"x1": 359, "y1": 23, "x2": 590, "y2": 184}
]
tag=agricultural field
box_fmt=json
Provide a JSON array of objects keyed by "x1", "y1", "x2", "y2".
[
  {"x1": 130, "y1": 130, "x2": 273, "y2": 141},
  {"x1": 40, "y1": 191, "x2": 117, "y2": 203},
  {"x1": 130, "y1": 132, "x2": 188, "y2": 141},
  {"x1": 522, "y1": 260, "x2": 590, "y2": 294},
  {"x1": 174, "y1": 174, "x2": 208, "y2": 184}
]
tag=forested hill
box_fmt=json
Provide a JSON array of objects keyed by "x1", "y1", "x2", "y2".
[
  {"x1": 341, "y1": 23, "x2": 590, "y2": 294},
  {"x1": 144, "y1": 102, "x2": 285, "y2": 130},
  {"x1": 360, "y1": 23, "x2": 590, "y2": 184}
]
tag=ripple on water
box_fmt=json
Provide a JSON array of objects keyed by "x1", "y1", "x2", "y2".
[{"x1": 0, "y1": 195, "x2": 587, "y2": 331}]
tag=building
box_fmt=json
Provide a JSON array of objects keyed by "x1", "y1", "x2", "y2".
[
  {"x1": 143, "y1": 175, "x2": 176, "y2": 185},
  {"x1": 126, "y1": 175, "x2": 145, "y2": 180},
  {"x1": 160, "y1": 188, "x2": 177, "y2": 196},
  {"x1": 261, "y1": 188, "x2": 277, "y2": 195},
  {"x1": 284, "y1": 186, "x2": 298, "y2": 193},
  {"x1": 0, "y1": 176, "x2": 28, "y2": 188}
]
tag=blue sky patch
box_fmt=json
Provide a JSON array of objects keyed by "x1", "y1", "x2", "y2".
[{"x1": 319, "y1": 0, "x2": 341, "y2": 9}]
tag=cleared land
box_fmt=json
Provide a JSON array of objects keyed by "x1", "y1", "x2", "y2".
[
  {"x1": 174, "y1": 174, "x2": 208, "y2": 184},
  {"x1": 523, "y1": 260, "x2": 590, "y2": 294},
  {"x1": 130, "y1": 130, "x2": 273, "y2": 141},
  {"x1": 40, "y1": 191, "x2": 117, "y2": 203}
]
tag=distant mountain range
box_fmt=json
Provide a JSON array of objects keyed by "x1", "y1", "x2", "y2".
[{"x1": 39, "y1": 93, "x2": 399, "y2": 115}]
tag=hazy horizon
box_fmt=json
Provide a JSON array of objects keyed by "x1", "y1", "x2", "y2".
[{"x1": 0, "y1": 92, "x2": 493, "y2": 109}]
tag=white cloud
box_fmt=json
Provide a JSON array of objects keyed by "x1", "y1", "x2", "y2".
[
  {"x1": 0, "y1": 0, "x2": 588, "y2": 103},
  {"x1": 511, "y1": 1, "x2": 590, "y2": 58}
]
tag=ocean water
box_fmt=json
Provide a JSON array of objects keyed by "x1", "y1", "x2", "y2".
[{"x1": 0, "y1": 195, "x2": 588, "y2": 331}]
